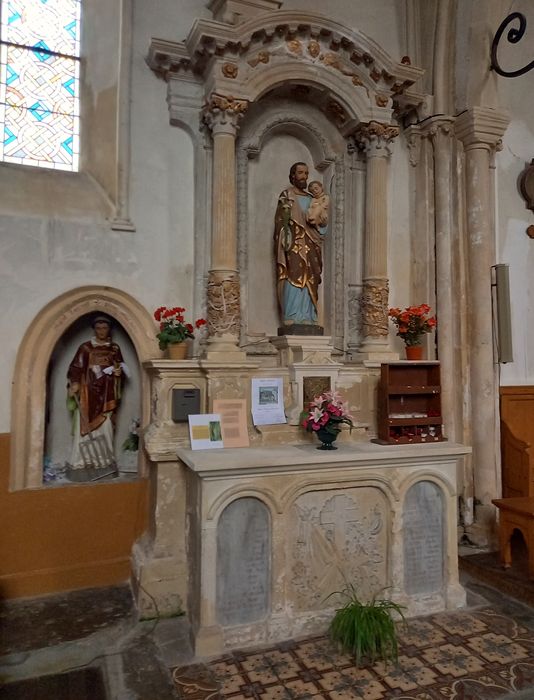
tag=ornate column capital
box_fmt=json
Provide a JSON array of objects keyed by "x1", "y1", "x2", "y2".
[
  {"x1": 455, "y1": 106, "x2": 509, "y2": 151},
  {"x1": 202, "y1": 93, "x2": 249, "y2": 136},
  {"x1": 353, "y1": 121, "x2": 399, "y2": 158},
  {"x1": 424, "y1": 116, "x2": 455, "y2": 143}
]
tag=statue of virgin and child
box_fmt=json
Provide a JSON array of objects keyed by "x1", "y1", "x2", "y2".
[{"x1": 273, "y1": 162, "x2": 330, "y2": 332}]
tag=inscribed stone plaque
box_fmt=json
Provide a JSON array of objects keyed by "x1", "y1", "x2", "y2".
[
  {"x1": 403, "y1": 481, "x2": 444, "y2": 594},
  {"x1": 216, "y1": 497, "x2": 270, "y2": 626},
  {"x1": 287, "y1": 488, "x2": 388, "y2": 611}
]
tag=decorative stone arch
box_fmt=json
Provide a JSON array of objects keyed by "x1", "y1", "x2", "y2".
[
  {"x1": 207, "y1": 486, "x2": 281, "y2": 521},
  {"x1": 242, "y1": 64, "x2": 376, "y2": 127},
  {"x1": 10, "y1": 286, "x2": 160, "y2": 490},
  {"x1": 182, "y1": 9, "x2": 423, "y2": 111}
]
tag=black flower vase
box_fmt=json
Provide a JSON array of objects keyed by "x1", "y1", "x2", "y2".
[{"x1": 316, "y1": 427, "x2": 339, "y2": 450}]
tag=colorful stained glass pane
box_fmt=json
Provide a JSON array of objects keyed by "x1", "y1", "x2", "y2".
[
  {"x1": 1, "y1": 103, "x2": 79, "y2": 168},
  {"x1": 2, "y1": 45, "x2": 79, "y2": 116},
  {"x1": 0, "y1": 1, "x2": 81, "y2": 171},
  {"x1": 1, "y1": 0, "x2": 81, "y2": 57}
]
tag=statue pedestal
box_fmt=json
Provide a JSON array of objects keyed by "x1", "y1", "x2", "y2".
[
  {"x1": 270, "y1": 336, "x2": 343, "y2": 424},
  {"x1": 277, "y1": 324, "x2": 324, "y2": 336}
]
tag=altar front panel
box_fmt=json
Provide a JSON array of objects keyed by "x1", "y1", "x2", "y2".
[{"x1": 179, "y1": 442, "x2": 469, "y2": 656}]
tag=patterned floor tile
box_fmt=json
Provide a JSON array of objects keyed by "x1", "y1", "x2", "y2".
[
  {"x1": 431, "y1": 612, "x2": 488, "y2": 637},
  {"x1": 466, "y1": 632, "x2": 529, "y2": 664},
  {"x1": 398, "y1": 620, "x2": 447, "y2": 649},
  {"x1": 421, "y1": 643, "x2": 486, "y2": 677},
  {"x1": 172, "y1": 606, "x2": 534, "y2": 700},
  {"x1": 373, "y1": 655, "x2": 438, "y2": 691},
  {"x1": 318, "y1": 668, "x2": 387, "y2": 699}
]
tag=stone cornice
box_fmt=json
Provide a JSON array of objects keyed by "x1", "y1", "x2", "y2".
[
  {"x1": 455, "y1": 107, "x2": 510, "y2": 149},
  {"x1": 147, "y1": 38, "x2": 191, "y2": 76},
  {"x1": 148, "y1": 11, "x2": 424, "y2": 93}
]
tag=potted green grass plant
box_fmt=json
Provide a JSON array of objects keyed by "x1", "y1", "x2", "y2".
[{"x1": 329, "y1": 584, "x2": 406, "y2": 666}]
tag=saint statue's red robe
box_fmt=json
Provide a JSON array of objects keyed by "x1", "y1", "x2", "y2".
[{"x1": 67, "y1": 340, "x2": 124, "y2": 436}]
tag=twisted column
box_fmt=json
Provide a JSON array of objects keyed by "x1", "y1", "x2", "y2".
[
  {"x1": 354, "y1": 121, "x2": 399, "y2": 359},
  {"x1": 203, "y1": 94, "x2": 248, "y2": 358}
]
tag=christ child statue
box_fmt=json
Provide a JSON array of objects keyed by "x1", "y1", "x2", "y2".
[{"x1": 306, "y1": 180, "x2": 330, "y2": 228}]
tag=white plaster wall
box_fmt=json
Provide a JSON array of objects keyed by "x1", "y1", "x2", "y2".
[
  {"x1": 281, "y1": 0, "x2": 407, "y2": 61},
  {"x1": 493, "y1": 1, "x2": 534, "y2": 385}
]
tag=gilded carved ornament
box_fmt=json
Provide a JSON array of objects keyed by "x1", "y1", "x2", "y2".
[
  {"x1": 247, "y1": 50, "x2": 270, "y2": 67},
  {"x1": 203, "y1": 93, "x2": 249, "y2": 131},
  {"x1": 222, "y1": 62, "x2": 239, "y2": 78},
  {"x1": 287, "y1": 39, "x2": 303, "y2": 55},
  {"x1": 359, "y1": 281, "x2": 389, "y2": 338},
  {"x1": 307, "y1": 40, "x2": 320, "y2": 58},
  {"x1": 205, "y1": 93, "x2": 248, "y2": 115},
  {"x1": 242, "y1": 37, "x2": 391, "y2": 99},
  {"x1": 375, "y1": 94, "x2": 389, "y2": 108},
  {"x1": 354, "y1": 121, "x2": 399, "y2": 156}
]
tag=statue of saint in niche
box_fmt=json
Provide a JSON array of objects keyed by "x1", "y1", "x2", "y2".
[
  {"x1": 66, "y1": 316, "x2": 130, "y2": 478},
  {"x1": 274, "y1": 163, "x2": 330, "y2": 333}
]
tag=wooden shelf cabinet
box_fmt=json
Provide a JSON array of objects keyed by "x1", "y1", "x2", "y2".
[{"x1": 376, "y1": 361, "x2": 446, "y2": 445}]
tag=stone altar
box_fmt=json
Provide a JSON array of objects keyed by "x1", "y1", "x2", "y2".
[{"x1": 179, "y1": 441, "x2": 469, "y2": 657}]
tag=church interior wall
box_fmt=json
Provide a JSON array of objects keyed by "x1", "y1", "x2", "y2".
[{"x1": 3, "y1": 0, "x2": 525, "y2": 603}]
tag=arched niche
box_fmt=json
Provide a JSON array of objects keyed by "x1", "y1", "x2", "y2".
[
  {"x1": 237, "y1": 98, "x2": 350, "y2": 346},
  {"x1": 44, "y1": 314, "x2": 141, "y2": 480},
  {"x1": 10, "y1": 287, "x2": 160, "y2": 490}
]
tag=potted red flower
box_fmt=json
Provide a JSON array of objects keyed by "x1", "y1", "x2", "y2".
[
  {"x1": 154, "y1": 306, "x2": 207, "y2": 359},
  {"x1": 388, "y1": 304, "x2": 437, "y2": 359}
]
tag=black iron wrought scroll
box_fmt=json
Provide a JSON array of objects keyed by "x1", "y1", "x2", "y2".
[{"x1": 491, "y1": 12, "x2": 534, "y2": 77}]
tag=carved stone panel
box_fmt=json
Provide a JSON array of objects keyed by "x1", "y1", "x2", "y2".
[
  {"x1": 303, "y1": 376, "x2": 331, "y2": 410},
  {"x1": 403, "y1": 481, "x2": 444, "y2": 595},
  {"x1": 287, "y1": 488, "x2": 388, "y2": 611},
  {"x1": 216, "y1": 497, "x2": 271, "y2": 625}
]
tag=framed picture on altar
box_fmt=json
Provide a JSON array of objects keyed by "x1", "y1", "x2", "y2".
[{"x1": 188, "y1": 413, "x2": 224, "y2": 450}]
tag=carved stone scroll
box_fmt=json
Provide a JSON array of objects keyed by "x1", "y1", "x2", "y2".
[
  {"x1": 207, "y1": 271, "x2": 241, "y2": 338},
  {"x1": 359, "y1": 280, "x2": 389, "y2": 338}
]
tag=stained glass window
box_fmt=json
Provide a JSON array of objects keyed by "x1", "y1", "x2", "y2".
[{"x1": 0, "y1": 0, "x2": 81, "y2": 170}]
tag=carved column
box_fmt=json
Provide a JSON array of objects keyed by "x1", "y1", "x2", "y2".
[
  {"x1": 427, "y1": 118, "x2": 458, "y2": 442},
  {"x1": 203, "y1": 93, "x2": 248, "y2": 359},
  {"x1": 456, "y1": 107, "x2": 509, "y2": 537},
  {"x1": 355, "y1": 121, "x2": 399, "y2": 360}
]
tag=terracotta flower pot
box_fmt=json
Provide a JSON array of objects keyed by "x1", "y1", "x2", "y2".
[
  {"x1": 405, "y1": 345, "x2": 423, "y2": 361},
  {"x1": 167, "y1": 342, "x2": 188, "y2": 360}
]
